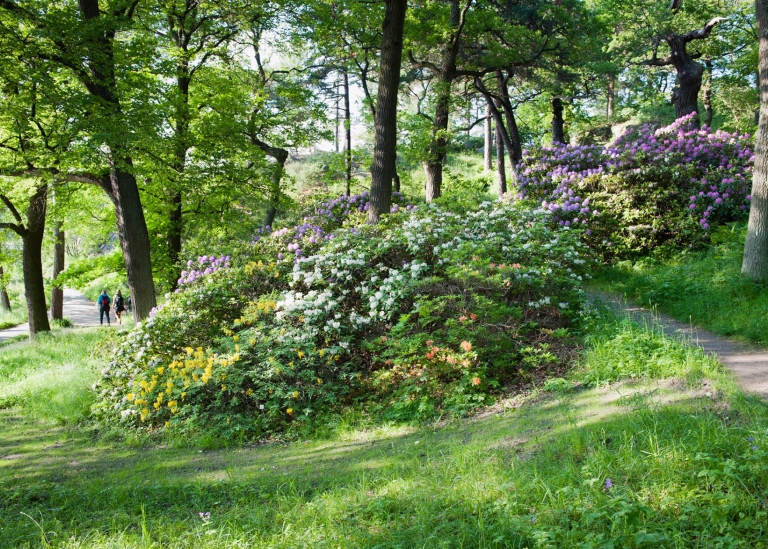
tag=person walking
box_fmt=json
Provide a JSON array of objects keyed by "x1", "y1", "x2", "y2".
[
  {"x1": 97, "y1": 289, "x2": 111, "y2": 325},
  {"x1": 113, "y1": 289, "x2": 126, "y2": 325}
]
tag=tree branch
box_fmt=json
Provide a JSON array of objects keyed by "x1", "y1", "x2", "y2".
[{"x1": 681, "y1": 17, "x2": 727, "y2": 43}]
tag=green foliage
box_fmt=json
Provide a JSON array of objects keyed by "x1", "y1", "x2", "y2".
[{"x1": 54, "y1": 250, "x2": 126, "y2": 295}]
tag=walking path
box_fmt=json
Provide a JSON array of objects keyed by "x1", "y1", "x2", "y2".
[
  {"x1": 591, "y1": 291, "x2": 768, "y2": 399},
  {"x1": 0, "y1": 289, "x2": 103, "y2": 343}
]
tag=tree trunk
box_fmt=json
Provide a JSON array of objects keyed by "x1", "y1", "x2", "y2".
[
  {"x1": 107, "y1": 164, "x2": 157, "y2": 322},
  {"x1": 343, "y1": 69, "x2": 352, "y2": 196},
  {"x1": 666, "y1": 35, "x2": 703, "y2": 126},
  {"x1": 484, "y1": 103, "x2": 493, "y2": 171},
  {"x1": 0, "y1": 266, "x2": 11, "y2": 312},
  {"x1": 703, "y1": 59, "x2": 714, "y2": 127},
  {"x1": 168, "y1": 68, "x2": 191, "y2": 289},
  {"x1": 551, "y1": 97, "x2": 566, "y2": 144},
  {"x1": 607, "y1": 74, "x2": 615, "y2": 118},
  {"x1": 22, "y1": 185, "x2": 50, "y2": 338},
  {"x1": 77, "y1": 0, "x2": 157, "y2": 321},
  {"x1": 742, "y1": 0, "x2": 768, "y2": 282},
  {"x1": 368, "y1": 0, "x2": 408, "y2": 224},
  {"x1": 495, "y1": 111, "x2": 507, "y2": 196},
  {"x1": 249, "y1": 136, "x2": 289, "y2": 228},
  {"x1": 50, "y1": 221, "x2": 64, "y2": 320},
  {"x1": 496, "y1": 73, "x2": 523, "y2": 165}
]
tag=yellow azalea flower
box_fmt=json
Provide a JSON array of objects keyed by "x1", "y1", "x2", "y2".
[
  {"x1": 181, "y1": 392, "x2": 186, "y2": 399},
  {"x1": 126, "y1": 393, "x2": 135, "y2": 401},
  {"x1": 233, "y1": 335, "x2": 239, "y2": 342},
  {"x1": 185, "y1": 347, "x2": 193, "y2": 355},
  {"x1": 154, "y1": 402, "x2": 160, "y2": 409},
  {"x1": 297, "y1": 350, "x2": 304, "y2": 358},
  {"x1": 317, "y1": 378, "x2": 323, "y2": 385},
  {"x1": 275, "y1": 367, "x2": 281, "y2": 374},
  {"x1": 292, "y1": 391, "x2": 299, "y2": 399},
  {"x1": 221, "y1": 385, "x2": 227, "y2": 391},
  {"x1": 165, "y1": 421, "x2": 169, "y2": 427},
  {"x1": 286, "y1": 408, "x2": 293, "y2": 415},
  {"x1": 319, "y1": 349, "x2": 325, "y2": 357},
  {"x1": 246, "y1": 388, "x2": 254, "y2": 396},
  {"x1": 156, "y1": 367, "x2": 164, "y2": 375}
]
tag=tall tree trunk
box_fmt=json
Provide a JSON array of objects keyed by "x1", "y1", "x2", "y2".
[
  {"x1": 495, "y1": 110, "x2": 507, "y2": 196},
  {"x1": 249, "y1": 135, "x2": 289, "y2": 228},
  {"x1": 742, "y1": 0, "x2": 768, "y2": 282},
  {"x1": 22, "y1": 185, "x2": 50, "y2": 338},
  {"x1": 607, "y1": 74, "x2": 615, "y2": 118},
  {"x1": 168, "y1": 66, "x2": 191, "y2": 289},
  {"x1": 368, "y1": 0, "x2": 408, "y2": 224},
  {"x1": 78, "y1": 0, "x2": 156, "y2": 321},
  {"x1": 551, "y1": 97, "x2": 566, "y2": 144},
  {"x1": 496, "y1": 72, "x2": 523, "y2": 165},
  {"x1": 343, "y1": 69, "x2": 352, "y2": 196},
  {"x1": 484, "y1": 103, "x2": 493, "y2": 172},
  {"x1": 422, "y1": 0, "x2": 470, "y2": 203},
  {"x1": 50, "y1": 221, "x2": 64, "y2": 320},
  {"x1": 0, "y1": 266, "x2": 10, "y2": 312},
  {"x1": 703, "y1": 59, "x2": 714, "y2": 127}
]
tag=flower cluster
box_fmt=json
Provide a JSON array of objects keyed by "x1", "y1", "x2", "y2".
[
  {"x1": 178, "y1": 255, "x2": 231, "y2": 286},
  {"x1": 514, "y1": 114, "x2": 753, "y2": 254}
]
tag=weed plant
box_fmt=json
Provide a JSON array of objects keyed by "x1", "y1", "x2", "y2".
[{"x1": 595, "y1": 223, "x2": 768, "y2": 345}]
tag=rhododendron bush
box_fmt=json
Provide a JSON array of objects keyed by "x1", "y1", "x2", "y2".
[
  {"x1": 93, "y1": 198, "x2": 591, "y2": 438},
  {"x1": 515, "y1": 114, "x2": 753, "y2": 257}
]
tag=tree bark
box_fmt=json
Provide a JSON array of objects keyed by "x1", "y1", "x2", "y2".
[
  {"x1": 703, "y1": 59, "x2": 714, "y2": 127},
  {"x1": 50, "y1": 221, "x2": 64, "y2": 320},
  {"x1": 0, "y1": 266, "x2": 10, "y2": 312},
  {"x1": 742, "y1": 0, "x2": 768, "y2": 282},
  {"x1": 607, "y1": 74, "x2": 615, "y2": 118},
  {"x1": 484, "y1": 103, "x2": 493, "y2": 171},
  {"x1": 22, "y1": 185, "x2": 51, "y2": 338},
  {"x1": 368, "y1": 0, "x2": 408, "y2": 224},
  {"x1": 168, "y1": 66, "x2": 190, "y2": 289},
  {"x1": 495, "y1": 109, "x2": 507, "y2": 196},
  {"x1": 667, "y1": 35, "x2": 703, "y2": 125},
  {"x1": 551, "y1": 97, "x2": 566, "y2": 144},
  {"x1": 343, "y1": 69, "x2": 352, "y2": 196}
]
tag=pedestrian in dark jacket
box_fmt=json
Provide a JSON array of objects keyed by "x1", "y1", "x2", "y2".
[
  {"x1": 97, "y1": 290, "x2": 111, "y2": 325},
  {"x1": 114, "y1": 289, "x2": 126, "y2": 325}
]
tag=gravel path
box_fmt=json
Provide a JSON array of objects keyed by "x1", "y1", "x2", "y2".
[
  {"x1": 0, "y1": 289, "x2": 108, "y2": 342},
  {"x1": 591, "y1": 291, "x2": 768, "y2": 399}
]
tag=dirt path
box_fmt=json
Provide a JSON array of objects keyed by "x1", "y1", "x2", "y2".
[
  {"x1": 0, "y1": 289, "x2": 107, "y2": 342},
  {"x1": 591, "y1": 291, "x2": 768, "y2": 399}
]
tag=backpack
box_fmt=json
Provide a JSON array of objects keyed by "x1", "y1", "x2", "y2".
[{"x1": 100, "y1": 295, "x2": 109, "y2": 309}]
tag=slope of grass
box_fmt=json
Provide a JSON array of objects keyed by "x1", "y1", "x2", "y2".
[
  {"x1": 2, "y1": 317, "x2": 767, "y2": 548},
  {"x1": 594, "y1": 224, "x2": 768, "y2": 345}
]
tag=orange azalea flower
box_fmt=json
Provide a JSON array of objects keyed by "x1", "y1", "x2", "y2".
[
  {"x1": 459, "y1": 315, "x2": 468, "y2": 322},
  {"x1": 426, "y1": 351, "x2": 435, "y2": 360},
  {"x1": 512, "y1": 263, "x2": 521, "y2": 269},
  {"x1": 472, "y1": 377, "x2": 481, "y2": 386},
  {"x1": 469, "y1": 313, "x2": 477, "y2": 320},
  {"x1": 460, "y1": 341, "x2": 473, "y2": 352},
  {"x1": 426, "y1": 339, "x2": 433, "y2": 346}
]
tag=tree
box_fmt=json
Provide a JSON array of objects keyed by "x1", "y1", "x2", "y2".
[
  {"x1": 368, "y1": 0, "x2": 408, "y2": 224},
  {"x1": 0, "y1": 0, "x2": 158, "y2": 321},
  {"x1": 742, "y1": 0, "x2": 768, "y2": 281}
]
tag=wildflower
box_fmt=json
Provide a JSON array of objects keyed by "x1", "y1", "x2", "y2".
[
  {"x1": 604, "y1": 478, "x2": 612, "y2": 490},
  {"x1": 292, "y1": 391, "x2": 299, "y2": 399},
  {"x1": 469, "y1": 313, "x2": 477, "y2": 320},
  {"x1": 287, "y1": 408, "x2": 293, "y2": 415},
  {"x1": 472, "y1": 377, "x2": 481, "y2": 386},
  {"x1": 426, "y1": 351, "x2": 435, "y2": 360},
  {"x1": 460, "y1": 341, "x2": 473, "y2": 352}
]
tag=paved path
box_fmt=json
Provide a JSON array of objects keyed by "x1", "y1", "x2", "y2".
[
  {"x1": 592, "y1": 291, "x2": 768, "y2": 399},
  {"x1": 0, "y1": 289, "x2": 106, "y2": 343}
]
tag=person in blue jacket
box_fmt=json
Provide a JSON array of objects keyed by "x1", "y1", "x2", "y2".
[{"x1": 97, "y1": 289, "x2": 111, "y2": 325}]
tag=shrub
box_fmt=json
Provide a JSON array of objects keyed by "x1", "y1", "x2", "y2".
[
  {"x1": 93, "y1": 198, "x2": 592, "y2": 439},
  {"x1": 515, "y1": 113, "x2": 753, "y2": 258}
]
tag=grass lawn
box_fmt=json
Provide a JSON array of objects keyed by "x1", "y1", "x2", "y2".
[
  {"x1": 594, "y1": 224, "x2": 768, "y2": 346},
  {"x1": 1, "y1": 320, "x2": 768, "y2": 548}
]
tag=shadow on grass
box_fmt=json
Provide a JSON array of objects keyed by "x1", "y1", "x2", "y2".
[{"x1": 2, "y1": 380, "x2": 768, "y2": 547}]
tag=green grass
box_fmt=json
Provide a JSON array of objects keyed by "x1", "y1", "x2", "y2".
[
  {"x1": 594, "y1": 224, "x2": 768, "y2": 345},
  {"x1": 0, "y1": 305, "x2": 27, "y2": 330},
  {"x1": 2, "y1": 314, "x2": 768, "y2": 547}
]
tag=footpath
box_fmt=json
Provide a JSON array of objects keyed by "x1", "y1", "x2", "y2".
[
  {"x1": 0, "y1": 289, "x2": 102, "y2": 343},
  {"x1": 592, "y1": 291, "x2": 768, "y2": 399}
]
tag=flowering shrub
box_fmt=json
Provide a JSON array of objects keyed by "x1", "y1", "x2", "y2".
[
  {"x1": 515, "y1": 113, "x2": 753, "y2": 257},
  {"x1": 93, "y1": 198, "x2": 592, "y2": 439}
]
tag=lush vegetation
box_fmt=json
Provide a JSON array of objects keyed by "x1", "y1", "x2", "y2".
[
  {"x1": 4, "y1": 312, "x2": 768, "y2": 548},
  {"x1": 596, "y1": 224, "x2": 768, "y2": 345}
]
